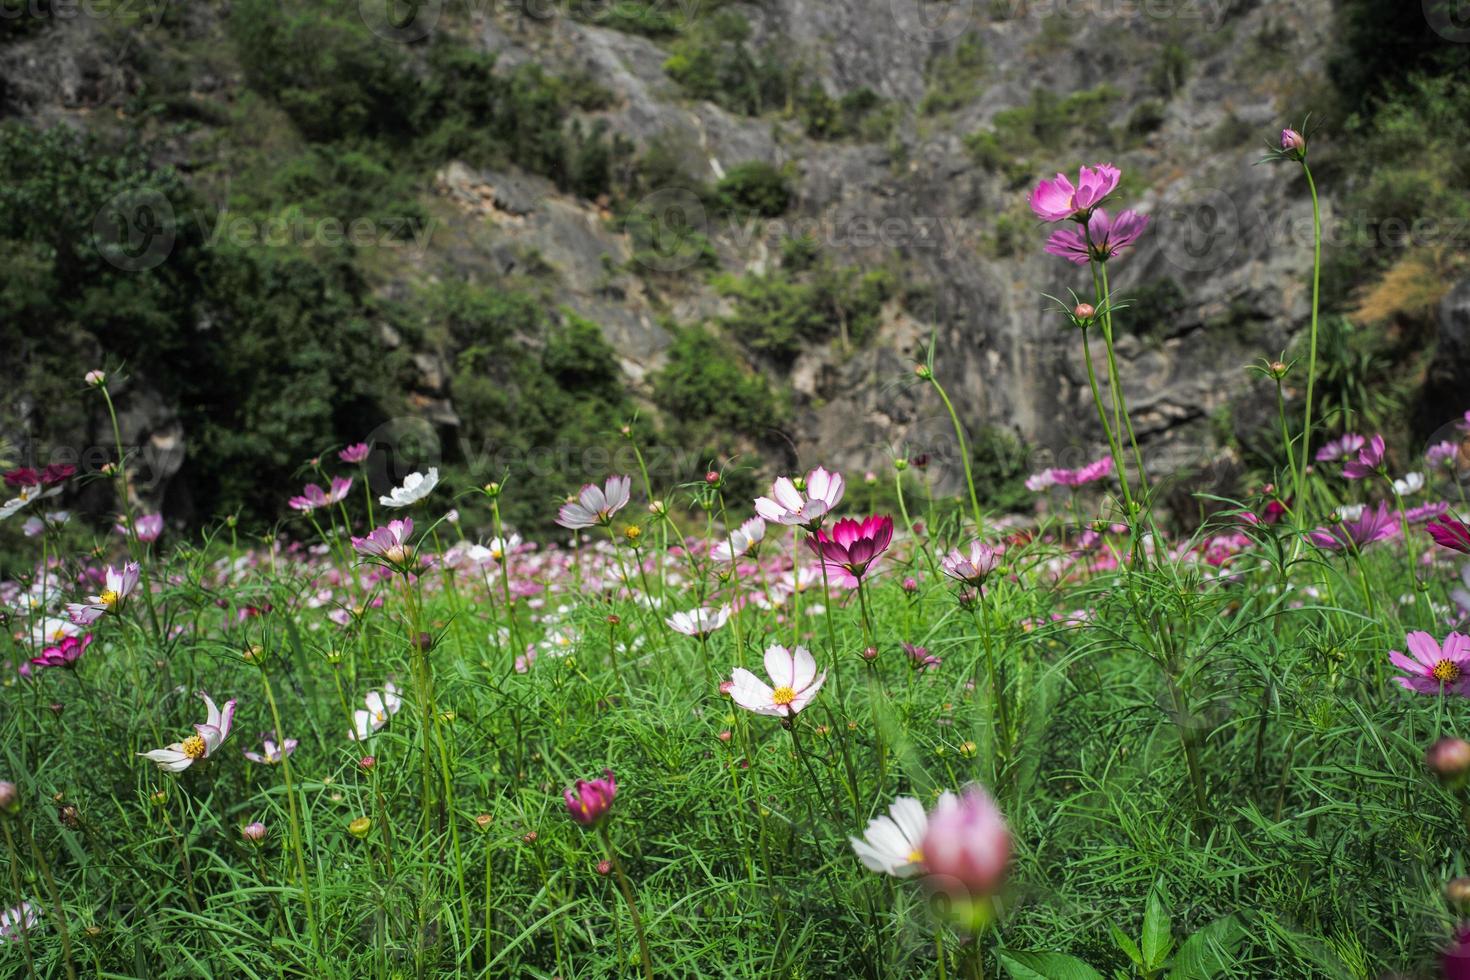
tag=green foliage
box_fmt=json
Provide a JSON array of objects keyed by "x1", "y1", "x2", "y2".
[
  {"x1": 920, "y1": 33, "x2": 987, "y2": 115},
  {"x1": 797, "y1": 85, "x2": 896, "y2": 141},
  {"x1": 965, "y1": 85, "x2": 1120, "y2": 180},
  {"x1": 1148, "y1": 43, "x2": 1190, "y2": 98},
  {"x1": 649, "y1": 327, "x2": 784, "y2": 448},
  {"x1": 663, "y1": 10, "x2": 793, "y2": 116},
  {"x1": 714, "y1": 262, "x2": 892, "y2": 362},
  {"x1": 712, "y1": 161, "x2": 792, "y2": 218},
  {"x1": 230, "y1": 0, "x2": 420, "y2": 142},
  {"x1": 1121, "y1": 278, "x2": 1186, "y2": 341},
  {"x1": 969, "y1": 424, "x2": 1030, "y2": 512}
]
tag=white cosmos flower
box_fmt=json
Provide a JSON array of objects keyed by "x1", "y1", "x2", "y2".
[
  {"x1": 379, "y1": 468, "x2": 439, "y2": 508},
  {"x1": 666, "y1": 606, "x2": 731, "y2": 637},
  {"x1": 139, "y1": 692, "x2": 237, "y2": 772},
  {"x1": 1394, "y1": 472, "x2": 1425, "y2": 496},
  {"x1": 711, "y1": 516, "x2": 766, "y2": 562},
  {"x1": 850, "y1": 793, "x2": 956, "y2": 878},
  {"x1": 350, "y1": 682, "x2": 403, "y2": 740},
  {"x1": 728, "y1": 644, "x2": 826, "y2": 717},
  {"x1": 1337, "y1": 503, "x2": 1365, "y2": 522},
  {"x1": 0, "y1": 901, "x2": 40, "y2": 945}
]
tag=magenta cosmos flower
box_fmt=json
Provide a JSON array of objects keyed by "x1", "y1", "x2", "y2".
[
  {"x1": 1389, "y1": 631, "x2": 1470, "y2": 696},
  {"x1": 1029, "y1": 164, "x2": 1121, "y2": 222},
  {"x1": 289, "y1": 476, "x2": 353, "y2": 513},
  {"x1": 339, "y1": 442, "x2": 371, "y2": 464},
  {"x1": 1055, "y1": 456, "x2": 1114, "y2": 487},
  {"x1": 806, "y1": 515, "x2": 893, "y2": 587},
  {"x1": 30, "y1": 633, "x2": 92, "y2": 670},
  {"x1": 1341, "y1": 433, "x2": 1385, "y2": 480},
  {"x1": 557, "y1": 475, "x2": 632, "y2": 529},
  {"x1": 1044, "y1": 209, "x2": 1149, "y2": 265},
  {"x1": 919, "y1": 784, "x2": 1010, "y2": 898},
  {"x1": 114, "y1": 513, "x2": 163, "y2": 542},
  {"x1": 1305, "y1": 501, "x2": 1399, "y2": 551},
  {"x1": 1429, "y1": 516, "x2": 1470, "y2": 553},
  {"x1": 352, "y1": 519, "x2": 414, "y2": 566},
  {"x1": 139, "y1": 692, "x2": 237, "y2": 772},
  {"x1": 564, "y1": 769, "x2": 616, "y2": 826},
  {"x1": 940, "y1": 540, "x2": 1003, "y2": 587},
  {"x1": 728, "y1": 644, "x2": 826, "y2": 718},
  {"x1": 755, "y1": 466, "x2": 845, "y2": 529}
]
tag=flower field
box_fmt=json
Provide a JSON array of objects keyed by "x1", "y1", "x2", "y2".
[{"x1": 5, "y1": 137, "x2": 1470, "y2": 979}]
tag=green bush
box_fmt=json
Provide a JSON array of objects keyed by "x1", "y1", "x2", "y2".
[
  {"x1": 649, "y1": 327, "x2": 784, "y2": 448},
  {"x1": 714, "y1": 262, "x2": 891, "y2": 362},
  {"x1": 965, "y1": 85, "x2": 1120, "y2": 175},
  {"x1": 920, "y1": 34, "x2": 986, "y2": 115},
  {"x1": 663, "y1": 11, "x2": 792, "y2": 116},
  {"x1": 713, "y1": 161, "x2": 792, "y2": 218},
  {"x1": 797, "y1": 85, "x2": 894, "y2": 141}
]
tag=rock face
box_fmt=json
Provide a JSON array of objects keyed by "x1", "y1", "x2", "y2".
[
  {"x1": 2, "y1": 0, "x2": 1345, "y2": 505},
  {"x1": 1426, "y1": 278, "x2": 1470, "y2": 426}
]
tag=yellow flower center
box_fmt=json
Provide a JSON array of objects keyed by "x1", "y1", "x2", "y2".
[
  {"x1": 100, "y1": 589, "x2": 119, "y2": 608},
  {"x1": 907, "y1": 848, "x2": 924, "y2": 864},
  {"x1": 1434, "y1": 659, "x2": 1462, "y2": 683},
  {"x1": 181, "y1": 734, "x2": 207, "y2": 760},
  {"x1": 771, "y1": 686, "x2": 796, "y2": 706}
]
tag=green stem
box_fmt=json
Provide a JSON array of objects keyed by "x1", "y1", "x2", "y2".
[
  {"x1": 598, "y1": 825, "x2": 654, "y2": 980},
  {"x1": 260, "y1": 669, "x2": 320, "y2": 957},
  {"x1": 927, "y1": 374, "x2": 984, "y2": 536},
  {"x1": 1295, "y1": 162, "x2": 1323, "y2": 519}
]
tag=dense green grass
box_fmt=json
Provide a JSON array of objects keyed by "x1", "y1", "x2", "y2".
[{"x1": 2, "y1": 457, "x2": 1468, "y2": 977}]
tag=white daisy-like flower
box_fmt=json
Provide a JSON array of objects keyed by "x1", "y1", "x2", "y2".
[
  {"x1": 556, "y1": 476, "x2": 632, "y2": 529},
  {"x1": 379, "y1": 468, "x2": 439, "y2": 508},
  {"x1": 350, "y1": 683, "x2": 403, "y2": 740},
  {"x1": 711, "y1": 516, "x2": 766, "y2": 562},
  {"x1": 666, "y1": 606, "x2": 731, "y2": 637},
  {"x1": 728, "y1": 644, "x2": 826, "y2": 717},
  {"x1": 139, "y1": 692, "x2": 237, "y2": 772},
  {"x1": 1394, "y1": 472, "x2": 1425, "y2": 496},
  {"x1": 850, "y1": 794, "x2": 955, "y2": 878}
]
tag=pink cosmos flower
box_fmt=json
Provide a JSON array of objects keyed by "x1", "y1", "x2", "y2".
[
  {"x1": 1306, "y1": 501, "x2": 1399, "y2": 551},
  {"x1": 66, "y1": 561, "x2": 140, "y2": 624},
  {"x1": 1428, "y1": 440, "x2": 1459, "y2": 468},
  {"x1": 1028, "y1": 164, "x2": 1121, "y2": 222},
  {"x1": 1405, "y1": 501, "x2": 1450, "y2": 524},
  {"x1": 939, "y1": 540, "x2": 1003, "y2": 587},
  {"x1": 805, "y1": 515, "x2": 894, "y2": 587},
  {"x1": 755, "y1": 466, "x2": 845, "y2": 530},
  {"x1": 114, "y1": 513, "x2": 163, "y2": 542},
  {"x1": 1314, "y1": 433, "x2": 1365, "y2": 462},
  {"x1": 243, "y1": 736, "x2": 298, "y2": 765},
  {"x1": 139, "y1": 692, "x2": 237, "y2": 772},
  {"x1": 556, "y1": 475, "x2": 632, "y2": 529},
  {"x1": 1389, "y1": 631, "x2": 1470, "y2": 696},
  {"x1": 1341, "y1": 433, "x2": 1386, "y2": 480},
  {"x1": 30, "y1": 634, "x2": 92, "y2": 670},
  {"x1": 919, "y1": 784, "x2": 1010, "y2": 898},
  {"x1": 902, "y1": 642, "x2": 941, "y2": 672},
  {"x1": 1024, "y1": 469, "x2": 1059, "y2": 492},
  {"x1": 289, "y1": 477, "x2": 354, "y2": 513},
  {"x1": 564, "y1": 769, "x2": 616, "y2": 826},
  {"x1": 1430, "y1": 516, "x2": 1470, "y2": 553},
  {"x1": 1281, "y1": 128, "x2": 1305, "y2": 157},
  {"x1": 728, "y1": 644, "x2": 826, "y2": 718},
  {"x1": 1044, "y1": 208, "x2": 1149, "y2": 265},
  {"x1": 339, "y1": 443, "x2": 371, "y2": 464},
  {"x1": 1055, "y1": 456, "x2": 1114, "y2": 486},
  {"x1": 352, "y1": 519, "x2": 414, "y2": 565}
]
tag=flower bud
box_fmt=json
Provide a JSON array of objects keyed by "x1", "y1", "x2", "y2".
[
  {"x1": 894, "y1": 458, "x2": 908, "y2": 472},
  {"x1": 914, "y1": 364, "x2": 933, "y2": 380},
  {"x1": 623, "y1": 525, "x2": 641, "y2": 543},
  {"x1": 483, "y1": 482, "x2": 501, "y2": 497},
  {"x1": 1449, "y1": 877, "x2": 1470, "y2": 912},
  {"x1": 0, "y1": 781, "x2": 18, "y2": 816},
  {"x1": 902, "y1": 577, "x2": 918, "y2": 593},
  {"x1": 717, "y1": 730, "x2": 732, "y2": 743},
  {"x1": 414, "y1": 631, "x2": 435, "y2": 653},
  {"x1": 564, "y1": 770, "x2": 617, "y2": 827},
  {"x1": 596, "y1": 859, "x2": 613, "y2": 875},
  {"x1": 359, "y1": 755, "x2": 377, "y2": 771},
  {"x1": 57, "y1": 803, "x2": 80, "y2": 829},
  {"x1": 475, "y1": 813, "x2": 493, "y2": 832},
  {"x1": 1268, "y1": 360, "x2": 1288, "y2": 379},
  {"x1": 241, "y1": 821, "x2": 267, "y2": 843},
  {"x1": 704, "y1": 471, "x2": 721, "y2": 486},
  {"x1": 860, "y1": 645, "x2": 879, "y2": 663},
  {"x1": 348, "y1": 816, "x2": 372, "y2": 838},
  {"x1": 1073, "y1": 303, "x2": 1096, "y2": 323},
  {"x1": 84, "y1": 369, "x2": 106, "y2": 387},
  {"x1": 1427, "y1": 737, "x2": 1470, "y2": 783},
  {"x1": 1281, "y1": 127, "x2": 1306, "y2": 158}
]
